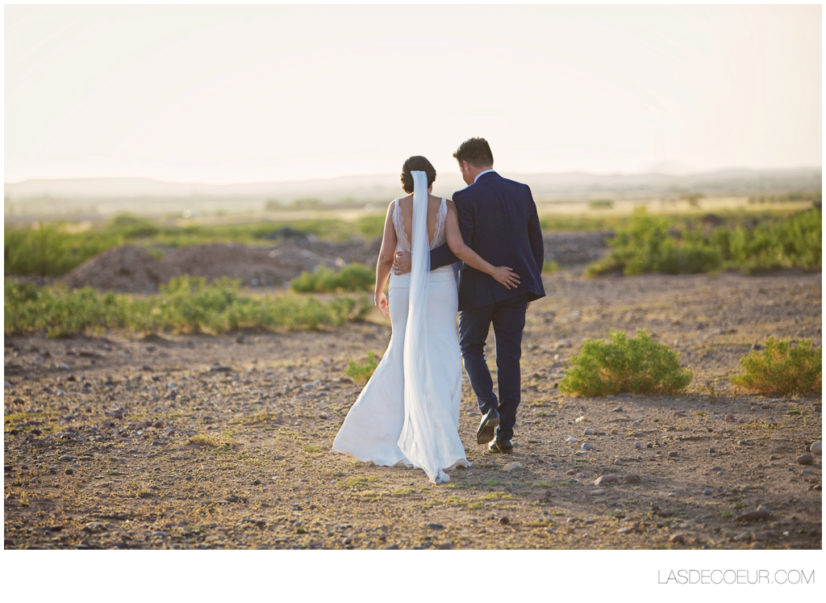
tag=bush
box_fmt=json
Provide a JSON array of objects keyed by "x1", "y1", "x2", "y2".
[
  {"x1": 345, "y1": 352, "x2": 380, "y2": 385},
  {"x1": 586, "y1": 207, "x2": 821, "y2": 276},
  {"x1": 4, "y1": 222, "x2": 121, "y2": 277},
  {"x1": 290, "y1": 263, "x2": 374, "y2": 293},
  {"x1": 730, "y1": 337, "x2": 821, "y2": 395},
  {"x1": 588, "y1": 199, "x2": 614, "y2": 210},
  {"x1": 4, "y1": 276, "x2": 371, "y2": 337},
  {"x1": 543, "y1": 260, "x2": 560, "y2": 273},
  {"x1": 559, "y1": 329, "x2": 693, "y2": 396}
]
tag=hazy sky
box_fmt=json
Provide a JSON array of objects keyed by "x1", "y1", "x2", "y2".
[{"x1": 4, "y1": 3, "x2": 822, "y2": 184}]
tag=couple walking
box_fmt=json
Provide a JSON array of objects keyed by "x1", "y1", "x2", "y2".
[{"x1": 332, "y1": 137, "x2": 545, "y2": 483}]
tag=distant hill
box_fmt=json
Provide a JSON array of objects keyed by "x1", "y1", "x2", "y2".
[{"x1": 4, "y1": 167, "x2": 821, "y2": 218}]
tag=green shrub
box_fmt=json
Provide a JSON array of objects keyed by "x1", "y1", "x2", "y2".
[
  {"x1": 345, "y1": 352, "x2": 380, "y2": 385},
  {"x1": 588, "y1": 199, "x2": 614, "y2": 210},
  {"x1": 542, "y1": 260, "x2": 560, "y2": 273},
  {"x1": 559, "y1": 329, "x2": 693, "y2": 396},
  {"x1": 290, "y1": 263, "x2": 374, "y2": 293},
  {"x1": 4, "y1": 222, "x2": 121, "y2": 277},
  {"x1": 731, "y1": 337, "x2": 821, "y2": 395},
  {"x1": 4, "y1": 276, "x2": 371, "y2": 337},
  {"x1": 586, "y1": 207, "x2": 821, "y2": 276}
]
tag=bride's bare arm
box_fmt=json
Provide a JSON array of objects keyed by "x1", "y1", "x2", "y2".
[
  {"x1": 445, "y1": 202, "x2": 520, "y2": 290},
  {"x1": 373, "y1": 200, "x2": 397, "y2": 315}
]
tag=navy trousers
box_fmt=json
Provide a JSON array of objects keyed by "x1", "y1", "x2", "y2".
[{"x1": 458, "y1": 294, "x2": 528, "y2": 441}]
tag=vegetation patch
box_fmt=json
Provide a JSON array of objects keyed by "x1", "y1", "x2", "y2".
[
  {"x1": 559, "y1": 329, "x2": 693, "y2": 396},
  {"x1": 730, "y1": 337, "x2": 821, "y2": 395},
  {"x1": 4, "y1": 276, "x2": 371, "y2": 337},
  {"x1": 345, "y1": 352, "x2": 380, "y2": 386},
  {"x1": 290, "y1": 263, "x2": 374, "y2": 293},
  {"x1": 586, "y1": 206, "x2": 821, "y2": 276}
]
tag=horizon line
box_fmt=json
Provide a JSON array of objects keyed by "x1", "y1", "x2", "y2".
[{"x1": 5, "y1": 164, "x2": 822, "y2": 188}]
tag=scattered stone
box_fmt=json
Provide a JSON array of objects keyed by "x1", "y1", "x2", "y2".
[
  {"x1": 810, "y1": 441, "x2": 822, "y2": 454},
  {"x1": 426, "y1": 523, "x2": 444, "y2": 530},
  {"x1": 58, "y1": 454, "x2": 76, "y2": 462},
  {"x1": 83, "y1": 521, "x2": 106, "y2": 533},
  {"x1": 634, "y1": 442, "x2": 642, "y2": 449},
  {"x1": 565, "y1": 469, "x2": 576, "y2": 476},
  {"x1": 623, "y1": 474, "x2": 641, "y2": 484},
  {"x1": 498, "y1": 517, "x2": 510, "y2": 525},
  {"x1": 502, "y1": 462, "x2": 522, "y2": 472},
  {"x1": 738, "y1": 439, "x2": 748, "y2": 446},
  {"x1": 612, "y1": 406, "x2": 623, "y2": 412},
  {"x1": 703, "y1": 488, "x2": 713, "y2": 495},
  {"x1": 668, "y1": 451, "x2": 679, "y2": 458},
  {"x1": 581, "y1": 442, "x2": 593, "y2": 451},
  {"x1": 614, "y1": 458, "x2": 623, "y2": 465},
  {"x1": 594, "y1": 474, "x2": 619, "y2": 486},
  {"x1": 575, "y1": 416, "x2": 586, "y2": 423},
  {"x1": 669, "y1": 533, "x2": 687, "y2": 544},
  {"x1": 724, "y1": 414, "x2": 735, "y2": 422},
  {"x1": 566, "y1": 436, "x2": 578, "y2": 443},
  {"x1": 796, "y1": 454, "x2": 814, "y2": 465},
  {"x1": 590, "y1": 489, "x2": 606, "y2": 495},
  {"x1": 734, "y1": 510, "x2": 774, "y2": 522},
  {"x1": 583, "y1": 428, "x2": 595, "y2": 435}
]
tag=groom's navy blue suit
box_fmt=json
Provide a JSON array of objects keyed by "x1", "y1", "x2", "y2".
[{"x1": 430, "y1": 170, "x2": 545, "y2": 441}]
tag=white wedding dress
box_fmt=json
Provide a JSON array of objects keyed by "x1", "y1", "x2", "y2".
[{"x1": 332, "y1": 172, "x2": 470, "y2": 484}]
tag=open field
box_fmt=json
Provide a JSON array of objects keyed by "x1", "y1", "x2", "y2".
[{"x1": 3, "y1": 268, "x2": 820, "y2": 549}]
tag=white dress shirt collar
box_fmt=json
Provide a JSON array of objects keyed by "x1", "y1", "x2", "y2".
[{"x1": 474, "y1": 169, "x2": 496, "y2": 183}]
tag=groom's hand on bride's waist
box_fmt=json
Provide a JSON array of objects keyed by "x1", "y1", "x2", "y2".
[{"x1": 393, "y1": 251, "x2": 412, "y2": 275}]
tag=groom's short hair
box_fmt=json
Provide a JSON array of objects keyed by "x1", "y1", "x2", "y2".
[{"x1": 454, "y1": 137, "x2": 494, "y2": 167}]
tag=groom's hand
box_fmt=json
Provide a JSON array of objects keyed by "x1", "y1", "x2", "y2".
[{"x1": 393, "y1": 251, "x2": 412, "y2": 275}]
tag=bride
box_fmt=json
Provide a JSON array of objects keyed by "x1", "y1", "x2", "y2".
[{"x1": 331, "y1": 156, "x2": 520, "y2": 484}]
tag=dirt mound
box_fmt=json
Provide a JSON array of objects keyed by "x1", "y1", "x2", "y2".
[
  {"x1": 60, "y1": 245, "x2": 175, "y2": 293},
  {"x1": 60, "y1": 240, "x2": 379, "y2": 292},
  {"x1": 59, "y1": 230, "x2": 614, "y2": 293},
  {"x1": 543, "y1": 230, "x2": 613, "y2": 266},
  {"x1": 158, "y1": 242, "x2": 335, "y2": 288}
]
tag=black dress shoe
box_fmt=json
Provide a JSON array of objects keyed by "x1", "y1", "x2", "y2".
[
  {"x1": 476, "y1": 408, "x2": 500, "y2": 444},
  {"x1": 487, "y1": 438, "x2": 513, "y2": 453}
]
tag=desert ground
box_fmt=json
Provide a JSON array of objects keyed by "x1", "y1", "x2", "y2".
[{"x1": 3, "y1": 261, "x2": 821, "y2": 549}]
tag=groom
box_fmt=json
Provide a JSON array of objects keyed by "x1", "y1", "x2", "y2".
[{"x1": 393, "y1": 137, "x2": 545, "y2": 453}]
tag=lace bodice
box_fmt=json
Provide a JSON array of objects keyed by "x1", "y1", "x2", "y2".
[{"x1": 392, "y1": 196, "x2": 448, "y2": 252}]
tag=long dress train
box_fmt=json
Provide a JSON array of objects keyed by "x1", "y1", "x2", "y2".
[{"x1": 332, "y1": 172, "x2": 469, "y2": 483}]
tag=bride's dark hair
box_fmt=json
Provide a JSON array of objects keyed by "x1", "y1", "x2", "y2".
[{"x1": 401, "y1": 156, "x2": 436, "y2": 193}]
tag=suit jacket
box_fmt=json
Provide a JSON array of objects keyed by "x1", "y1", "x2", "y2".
[{"x1": 430, "y1": 171, "x2": 546, "y2": 311}]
